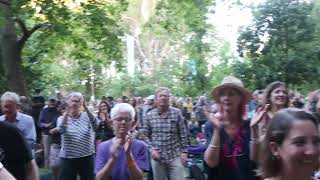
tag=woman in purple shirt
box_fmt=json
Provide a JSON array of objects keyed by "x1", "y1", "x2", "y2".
[{"x1": 95, "y1": 103, "x2": 149, "y2": 180}]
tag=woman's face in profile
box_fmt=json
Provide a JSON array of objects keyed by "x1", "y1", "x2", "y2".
[{"x1": 275, "y1": 120, "x2": 320, "y2": 174}]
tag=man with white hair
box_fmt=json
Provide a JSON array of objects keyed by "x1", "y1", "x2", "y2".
[
  {"x1": 95, "y1": 103, "x2": 149, "y2": 180},
  {"x1": 0, "y1": 91, "x2": 37, "y2": 153}
]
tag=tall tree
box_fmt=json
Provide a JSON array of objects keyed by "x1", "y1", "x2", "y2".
[
  {"x1": 0, "y1": 0, "x2": 127, "y2": 95},
  {"x1": 237, "y1": 0, "x2": 319, "y2": 89}
]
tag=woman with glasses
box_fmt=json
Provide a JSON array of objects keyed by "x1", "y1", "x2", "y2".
[
  {"x1": 95, "y1": 103, "x2": 149, "y2": 180},
  {"x1": 204, "y1": 76, "x2": 258, "y2": 180}
]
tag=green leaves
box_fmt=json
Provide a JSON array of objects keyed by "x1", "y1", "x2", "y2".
[{"x1": 236, "y1": 0, "x2": 320, "y2": 92}]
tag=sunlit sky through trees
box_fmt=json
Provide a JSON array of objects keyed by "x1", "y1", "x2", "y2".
[{"x1": 209, "y1": 0, "x2": 264, "y2": 53}]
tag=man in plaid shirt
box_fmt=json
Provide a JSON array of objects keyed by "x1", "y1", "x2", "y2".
[{"x1": 143, "y1": 87, "x2": 188, "y2": 180}]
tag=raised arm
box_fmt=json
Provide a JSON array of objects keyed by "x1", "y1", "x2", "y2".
[{"x1": 204, "y1": 112, "x2": 222, "y2": 168}]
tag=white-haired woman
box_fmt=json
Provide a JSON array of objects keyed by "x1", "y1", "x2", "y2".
[
  {"x1": 95, "y1": 103, "x2": 149, "y2": 180},
  {"x1": 55, "y1": 92, "x2": 97, "y2": 180}
]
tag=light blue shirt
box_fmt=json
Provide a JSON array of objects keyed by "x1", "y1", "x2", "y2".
[{"x1": 0, "y1": 112, "x2": 37, "y2": 149}]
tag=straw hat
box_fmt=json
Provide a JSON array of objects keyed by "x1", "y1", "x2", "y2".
[{"x1": 211, "y1": 76, "x2": 252, "y2": 103}]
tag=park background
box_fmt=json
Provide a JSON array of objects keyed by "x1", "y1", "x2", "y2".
[{"x1": 1, "y1": 0, "x2": 320, "y2": 99}]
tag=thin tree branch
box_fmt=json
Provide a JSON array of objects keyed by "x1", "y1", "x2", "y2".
[
  {"x1": 17, "y1": 22, "x2": 49, "y2": 47},
  {"x1": 13, "y1": 18, "x2": 28, "y2": 35}
]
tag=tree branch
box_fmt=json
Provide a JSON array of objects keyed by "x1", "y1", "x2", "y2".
[
  {"x1": 13, "y1": 18, "x2": 28, "y2": 35},
  {"x1": 16, "y1": 21, "x2": 49, "y2": 47}
]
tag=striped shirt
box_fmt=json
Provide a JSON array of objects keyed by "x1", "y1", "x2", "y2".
[
  {"x1": 57, "y1": 112, "x2": 97, "y2": 159},
  {"x1": 143, "y1": 107, "x2": 188, "y2": 164}
]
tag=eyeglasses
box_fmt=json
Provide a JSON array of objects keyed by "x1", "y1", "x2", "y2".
[{"x1": 113, "y1": 117, "x2": 132, "y2": 123}]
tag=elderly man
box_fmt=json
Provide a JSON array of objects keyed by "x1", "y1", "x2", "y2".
[
  {"x1": 143, "y1": 87, "x2": 188, "y2": 180},
  {"x1": 95, "y1": 103, "x2": 149, "y2": 180},
  {"x1": 0, "y1": 91, "x2": 37, "y2": 154}
]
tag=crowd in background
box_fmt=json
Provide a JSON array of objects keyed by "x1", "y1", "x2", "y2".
[{"x1": 0, "y1": 76, "x2": 320, "y2": 180}]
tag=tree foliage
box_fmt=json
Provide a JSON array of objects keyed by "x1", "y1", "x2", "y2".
[
  {"x1": 0, "y1": 0, "x2": 128, "y2": 96},
  {"x1": 236, "y1": 0, "x2": 320, "y2": 91}
]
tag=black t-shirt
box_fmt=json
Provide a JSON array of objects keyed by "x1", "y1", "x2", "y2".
[
  {"x1": 95, "y1": 121, "x2": 114, "y2": 141},
  {"x1": 0, "y1": 121, "x2": 33, "y2": 180}
]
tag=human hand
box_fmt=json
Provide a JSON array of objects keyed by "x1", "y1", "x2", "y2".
[
  {"x1": 110, "y1": 138, "x2": 123, "y2": 160},
  {"x1": 204, "y1": 106, "x2": 223, "y2": 129},
  {"x1": 124, "y1": 132, "x2": 133, "y2": 156},
  {"x1": 49, "y1": 129, "x2": 55, "y2": 135},
  {"x1": 180, "y1": 152, "x2": 188, "y2": 166},
  {"x1": 250, "y1": 104, "x2": 270, "y2": 128},
  {"x1": 151, "y1": 148, "x2": 160, "y2": 161},
  {"x1": 82, "y1": 94, "x2": 87, "y2": 108}
]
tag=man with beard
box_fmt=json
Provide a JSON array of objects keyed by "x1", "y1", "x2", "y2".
[{"x1": 39, "y1": 99, "x2": 62, "y2": 168}]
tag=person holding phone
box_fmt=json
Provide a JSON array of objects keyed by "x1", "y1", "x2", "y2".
[{"x1": 95, "y1": 103, "x2": 149, "y2": 180}]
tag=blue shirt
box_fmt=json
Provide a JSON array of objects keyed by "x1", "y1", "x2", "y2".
[{"x1": 0, "y1": 112, "x2": 36, "y2": 149}]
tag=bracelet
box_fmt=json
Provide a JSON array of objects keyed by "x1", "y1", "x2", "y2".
[
  {"x1": 250, "y1": 138, "x2": 259, "y2": 144},
  {"x1": 127, "y1": 159, "x2": 136, "y2": 169},
  {"x1": 209, "y1": 144, "x2": 220, "y2": 148}
]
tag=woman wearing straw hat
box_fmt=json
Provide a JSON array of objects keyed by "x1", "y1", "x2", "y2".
[{"x1": 204, "y1": 76, "x2": 258, "y2": 180}]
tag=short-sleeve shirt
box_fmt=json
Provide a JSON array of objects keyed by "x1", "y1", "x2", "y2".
[
  {"x1": 0, "y1": 112, "x2": 37, "y2": 149},
  {"x1": 57, "y1": 112, "x2": 97, "y2": 158},
  {"x1": 95, "y1": 139, "x2": 149, "y2": 180},
  {"x1": 0, "y1": 121, "x2": 33, "y2": 180}
]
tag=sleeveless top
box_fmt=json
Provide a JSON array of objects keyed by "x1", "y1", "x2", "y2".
[{"x1": 207, "y1": 120, "x2": 260, "y2": 180}]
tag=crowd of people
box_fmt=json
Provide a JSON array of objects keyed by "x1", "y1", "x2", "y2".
[{"x1": 0, "y1": 76, "x2": 320, "y2": 180}]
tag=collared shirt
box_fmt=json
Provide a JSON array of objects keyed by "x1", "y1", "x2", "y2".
[
  {"x1": 143, "y1": 107, "x2": 188, "y2": 164},
  {"x1": 57, "y1": 112, "x2": 97, "y2": 159},
  {"x1": 0, "y1": 112, "x2": 36, "y2": 149}
]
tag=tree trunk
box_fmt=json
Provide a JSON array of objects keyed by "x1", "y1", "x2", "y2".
[{"x1": 0, "y1": 4, "x2": 27, "y2": 95}]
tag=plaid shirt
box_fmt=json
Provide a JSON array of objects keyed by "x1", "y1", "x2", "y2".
[{"x1": 143, "y1": 107, "x2": 188, "y2": 164}]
